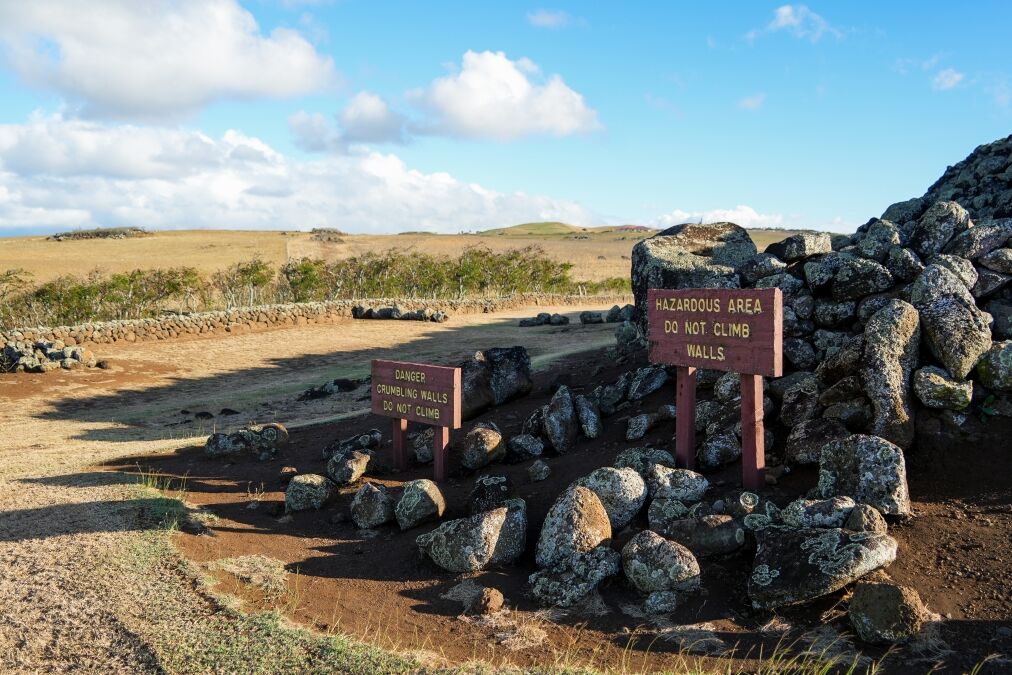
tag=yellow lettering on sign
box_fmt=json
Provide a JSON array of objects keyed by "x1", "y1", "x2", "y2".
[
  {"x1": 394, "y1": 369, "x2": 426, "y2": 383},
  {"x1": 712, "y1": 322, "x2": 751, "y2": 338},
  {"x1": 727, "y1": 298, "x2": 763, "y2": 315},
  {"x1": 685, "y1": 344, "x2": 726, "y2": 361}
]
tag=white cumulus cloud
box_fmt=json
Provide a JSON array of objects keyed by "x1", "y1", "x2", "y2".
[
  {"x1": 932, "y1": 68, "x2": 965, "y2": 91},
  {"x1": 339, "y1": 92, "x2": 406, "y2": 143},
  {"x1": 747, "y1": 4, "x2": 841, "y2": 43},
  {"x1": 652, "y1": 205, "x2": 785, "y2": 230},
  {"x1": 0, "y1": 115, "x2": 601, "y2": 234},
  {"x1": 526, "y1": 9, "x2": 572, "y2": 29},
  {"x1": 0, "y1": 0, "x2": 339, "y2": 119},
  {"x1": 408, "y1": 50, "x2": 602, "y2": 140}
]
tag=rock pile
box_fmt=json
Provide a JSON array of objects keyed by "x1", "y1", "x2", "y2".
[
  {"x1": 518, "y1": 304, "x2": 635, "y2": 327},
  {"x1": 205, "y1": 423, "x2": 289, "y2": 461},
  {"x1": 459, "y1": 346, "x2": 534, "y2": 420},
  {"x1": 352, "y1": 304, "x2": 449, "y2": 322},
  {"x1": 1, "y1": 339, "x2": 98, "y2": 373}
]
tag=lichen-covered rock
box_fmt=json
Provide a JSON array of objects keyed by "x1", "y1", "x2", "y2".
[
  {"x1": 460, "y1": 347, "x2": 533, "y2": 419},
  {"x1": 527, "y1": 459, "x2": 551, "y2": 482},
  {"x1": 845, "y1": 504, "x2": 888, "y2": 534},
  {"x1": 574, "y1": 394, "x2": 602, "y2": 439},
  {"x1": 822, "y1": 397, "x2": 874, "y2": 431},
  {"x1": 754, "y1": 272, "x2": 806, "y2": 298},
  {"x1": 528, "y1": 546, "x2": 621, "y2": 607},
  {"x1": 416, "y1": 499, "x2": 527, "y2": 573},
  {"x1": 930, "y1": 253, "x2": 978, "y2": 289},
  {"x1": 535, "y1": 486, "x2": 612, "y2": 569},
  {"x1": 815, "y1": 435, "x2": 910, "y2": 516},
  {"x1": 980, "y1": 247, "x2": 1012, "y2": 274},
  {"x1": 543, "y1": 385, "x2": 579, "y2": 453},
  {"x1": 713, "y1": 371, "x2": 740, "y2": 403},
  {"x1": 627, "y1": 365, "x2": 669, "y2": 401},
  {"x1": 205, "y1": 423, "x2": 289, "y2": 460},
  {"x1": 765, "y1": 232, "x2": 832, "y2": 262},
  {"x1": 819, "y1": 375, "x2": 863, "y2": 406},
  {"x1": 816, "y1": 335, "x2": 864, "y2": 386},
  {"x1": 909, "y1": 201, "x2": 972, "y2": 258},
  {"x1": 976, "y1": 341, "x2": 1012, "y2": 392},
  {"x1": 784, "y1": 418, "x2": 850, "y2": 465},
  {"x1": 748, "y1": 527, "x2": 897, "y2": 609},
  {"x1": 885, "y1": 246, "x2": 924, "y2": 282},
  {"x1": 813, "y1": 299, "x2": 857, "y2": 328},
  {"x1": 395, "y1": 479, "x2": 446, "y2": 530},
  {"x1": 625, "y1": 413, "x2": 656, "y2": 441},
  {"x1": 469, "y1": 474, "x2": 513, "y2": 514},
  {"x1": 781, "y1": 497, "x2": 856, "y2": 529},
  {"x1": 622, "y1": 530, "x2": 701, "y2": 594},
  {"x1": 848, "y1": 581, "x2": 927, "y2": 644},
  {"x1": 576, "y1": 467, "x2": 647, "y2": 529},
  {"x1": 913, "y1": 366, "x2": 973, "y2": 410},
  {"x1": 943, "y1": 219, "x2": 1012, "y2": 259},
  {"x1": 654, "y1": 514, "x2": 746, "y2": 557},
  {"x1": 326, "y1": 450, "x2": 371, "y2": 486},
  {"x1": 832, "y1": 257, "x2": 894, "y2": 301},
  {"x1": 646, "y1": 465, "x2": 709, "y2": 501},
  {"x1": 855, "y1": 220, "x2": 901, "y2": 262},
  {"x1": 972, "y1": 268, "x2": 1011, "y2": 299},
  {"x1": 506, "y1": 434, "x2": 544, "y2": 463},
  {"x1": 460, "y1": 422, "x2": 505, "y2": 470},
  {"x1": 631, "y1": 222, "x2": 756, "y2": 321},
  {"x1": 780, "y1": 374, "x2": 821, "y2": 427},
  {"x1": 285, "y1": 474, "x2": 337, "y2": 513},
  {"x1": 860, "y1": 300, "x2": 920, "y2": 449},
  {"x1": 350, "y1": 482, "x2": 395, "y2": 529},
  {"x1": 647, "y1": 494, "x2": 690, "y2": 532},
  {"x1": 911, "y1": 264, "x2": 993, "y2": 379},
  {"x1": 739, "y1": 252, "x2": 787, "y2": 284},
  {"x1": 613, "y1": 447, "x2": 675, "y2": 478},
  {"x1": 784, "y1": 337, "x2": 818, "y2": 370},
  {"x1": 411, "y1": 427, "x2": 434, "y2": 464},
  {"x1": 322, "y1": 428, "x2": 381, "y2": 459},
  {"x1": 697, "y1": 431, "x2": 741, "y2": 468}
]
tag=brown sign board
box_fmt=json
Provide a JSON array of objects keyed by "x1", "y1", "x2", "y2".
[
  {"x1": 647, "y1": 288, "x2": 784, "y2": 378},
  {"x1": 371, "y1": 359, "x2": 462, "y2": 428}
]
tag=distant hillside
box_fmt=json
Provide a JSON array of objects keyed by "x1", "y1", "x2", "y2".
[{"x1": 480, "y1": 222, "x2": 660, "y2": 237}]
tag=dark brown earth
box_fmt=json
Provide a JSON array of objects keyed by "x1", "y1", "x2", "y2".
[{"x1": 112, "y1": 347, "x2": 1012, "y2": 674}]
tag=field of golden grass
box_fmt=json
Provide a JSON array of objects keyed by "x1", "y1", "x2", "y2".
[{"x1": 0, "y1": 226, "x2": 806, "y2": 284}]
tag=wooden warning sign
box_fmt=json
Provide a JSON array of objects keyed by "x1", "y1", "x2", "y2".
[
  {"x1": 371, "y1": 359, "x2": 462, "y2": 481},
  {"x1": 647, "y1": 288, "x2": 783, "y2": 491}
]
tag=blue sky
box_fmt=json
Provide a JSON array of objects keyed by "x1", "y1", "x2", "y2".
[{"x1": 0, "y1": 1, "x2": 1009, "y2": 236}]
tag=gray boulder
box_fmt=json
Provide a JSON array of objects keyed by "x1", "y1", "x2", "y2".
[
  {"x1": 613, "y1": 446, "x2": 676, "y2": 478},
  {"x1": 697, "y1": 431, "x2": 741, "y2": 469},
  {"x1": 972, "y1": 268, "x2": 1011, "y2": 298},
  {"x1": 575, "y1": 467, "x2": 647, "y2": 529},
  {"x1": 416, "y1": 499, "x2": 527, "y2": 573},
  {"x1": 860, "y1": 300, "x2": 920, "y2": 449},
  {"x1": 579, "y1": 311, "x2": 605, "y2": 324},
  {"x1": 976, "y1": 341, "x2": 1012, "y2": 392},
  {"x1": 653, "y1": 514, "x2": 746, "y2": 557},
  {"x1": 506, "y1": 434, "x2": 544, "y2": 463},
  {"x1": 627, "y1": 365, "x2": 669, "y2": 401},
  {"x1": 460, "y1": 422, "x2": 505, "y2": 470},
  {"x1": 528, "y1": 546, "x2": 621, "y2": 608},
  {"x1": 885, "y1": 246, "x2": 924, "y2": 282},
  {"x1": 784, "y1": 338, "x2": 818, "y2": 370},
  {"x1": 779, "y1": 373, "x2": 821, "y2": 427},
  {"x1": 765, "y1": 232, "x2": 832, "y2": 262},
  {"x1": 574, "y1": 394, "x2": 602, "y2": 439},
  {"x1": 815, "y1": 435, "x2": 910, "y2": 515},
  {"x1": 908, "y1": 201, "x2": 971, "y2": 258},
  {"x1": 350, "y1": 482, "x2": 395, "y2": 529},
  {"x1": 943, "y1": 219, "x2": 1012, "y2": 259},
  {"x1": 647, "y1": 494, "x2": 690, "y2": 532},
  {"x1": 322, "y1": 428, "x2": 381, "y2": 459},
  {"x1": 395, "y1": 479, "x2": 446, "y2": 530},
  {"x1": 913, "y1": 366, "x2": 973, "y2": 410},
  {"x1": 845, "y1": 504, "x2": 889, "y2": 534},
  {"x1": 739, "y1": 252, "x2": 787, "y2": 284},
  {"x1": 631, "y1": 222, "x2": 755, "y2": 322},
  {"x1": 535, "y1": 486, "x2": 612, "y2": 569},
  {"x1": 832, "y1": 257, "x2": 894, "y2": 301},
  {"x1": 748, "y1": 527, "x2": 898, "y2": 609},
  {"x1": 285, "y1": 474, "x2": 337, "y2": 513},
  {"x1": 930, "y1": 253, "x2": 978, "y2": 289},
  {"x1": 527, "y1": 459, "x2": 551, "y2": 482},
  {"x1": 647, "y1": 466, "x2": 709, "y2": 501},
  {"x1": 911, "y1": 265, "x2": 992, "y2": 378},
  {"x1": 813, "y1": 299, "x2": 857, "y2": 328},
  {"x1": 622, "y1": 530, "x2": 701, "y2": 594},
  {"x1": 411, "y1": 428, "x2": 434, "y2": 464},
  {"x1": 849, "y1": 581, "x2": 928, "y2": 645},
  {"x1": 460, "y1": 347, "x2": 533, "y2": 419},
  {"x1": 784, "y1": 418, "x2": 850, "y2": 465},
  {"x1": 543, "y1": 385, "x2": 579, "y2": 453},
  {"x1": 469, "y1": 474, "x2": 513, "y2": 514},
  {"x1": 780, "y1": 497, "x2": 856, "y2": 529},
  {"x1": 855, "y1": 220, "x2": 901, "y2": 262},
  {"x1": 205, "y1": 422, "x2": 289, "y2": 460},
  {"x1": 981, "y1": 248, "x2": 1012, "y2": 274},
  {"x1": 326, "y1": 450, "x2": 371, "y2": 486},
  {"x1": 549, "y1": 313, "x2": 570, "y2": 326}
]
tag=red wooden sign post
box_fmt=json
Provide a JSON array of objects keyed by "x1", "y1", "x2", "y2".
[
  {"x1": 371, "y1": 359, "x2": 462, "y2": 481},
  {"x1": 647, "y1": 288, "x2": 783, "y2": 491}
]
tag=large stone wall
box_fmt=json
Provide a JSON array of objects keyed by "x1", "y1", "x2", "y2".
[{"x1": 0, "y1": 293, "x2": 632, "y2": 349}]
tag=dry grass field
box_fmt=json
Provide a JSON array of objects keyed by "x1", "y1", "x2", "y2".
[{"x1": 0, "y1": 224, "x2": 807, "y2": 284}]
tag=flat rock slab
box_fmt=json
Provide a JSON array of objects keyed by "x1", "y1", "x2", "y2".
[{"x1": 748, "y1": 527, "x2": 897, "y2": 609}]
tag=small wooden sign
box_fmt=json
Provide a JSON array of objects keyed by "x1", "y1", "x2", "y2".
[
  {"x1": 647, "y1": 288, "x2": 784, "y2": 491},
  {"x1": 371, "y1": 359, "x2": 462, "y2": 481}
]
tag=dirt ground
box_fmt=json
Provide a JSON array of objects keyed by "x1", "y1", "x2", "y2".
[{"x1": 2, "y1": 303, "x2": 1011, "y2": 673}]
